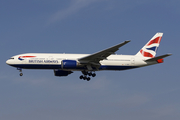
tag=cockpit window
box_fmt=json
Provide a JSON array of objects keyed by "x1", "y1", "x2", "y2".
[{"x1": 9, "y1": 57, "x2": 14, "y2": 59}]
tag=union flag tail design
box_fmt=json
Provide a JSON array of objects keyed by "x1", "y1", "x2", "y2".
[{"x1": 136, "y1": 33, "x2": 163, "y2": 58}]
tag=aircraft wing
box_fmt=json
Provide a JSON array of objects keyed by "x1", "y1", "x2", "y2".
[{"x1": 78, "y1": 40, "x2": 130, "y2": 65}]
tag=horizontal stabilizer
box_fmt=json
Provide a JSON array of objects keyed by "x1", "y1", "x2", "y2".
[{"x1": 145, "y1": 54, "x2": 172, "y2": 62}]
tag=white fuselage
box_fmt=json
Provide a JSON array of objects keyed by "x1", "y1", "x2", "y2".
[{"x1": 6, "y1": 53, "x2": 156, "y2": 71}]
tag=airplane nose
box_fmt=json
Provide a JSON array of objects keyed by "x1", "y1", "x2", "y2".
[{"x1": 6, "y1": 60, "x2": 10, "y2": 65}]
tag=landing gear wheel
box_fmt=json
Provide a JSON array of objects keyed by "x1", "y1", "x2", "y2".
[
  {"x1": 80, "y1": 71, "x2": 96, "y2": 81},
  {"x1": 88, "y1": 72, "x2": 92, "y2": 76},
  {"x1": 80, "y1": 75, "x2": 83, "y2": 79},
  {"x1": 92, "y1": 73, "x2": 96, "y2": 77},
  {"x1": 87, "y1": 77, "x2": 90, "y2": 81},
  {"x1": 82, "y1": 71, "x2": 88, "y2": 75},
  {"x1": 83, "y1": 76, "x2": 87, "y2": 80},
  {"x1": 20, "y1": 73, "x2": 23, "y2": 76}
]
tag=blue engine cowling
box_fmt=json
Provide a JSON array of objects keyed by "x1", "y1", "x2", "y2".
[
  {"x1": 61, "y1": 60, "x2": 78, "y2": 69},
  {"x1": 54, "y1": 69, "x2": 73, "y2": 76}
]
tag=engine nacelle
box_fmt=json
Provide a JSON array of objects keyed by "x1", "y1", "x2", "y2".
[
  {"x1": 61, "y1": 60, "x2": 78, "y2": 69},
  {"x1": 54, "y1": 69, "x2": 73, "y2": 77}
]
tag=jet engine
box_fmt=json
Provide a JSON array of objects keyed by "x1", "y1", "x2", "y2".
[{"x1": 61, "y1": 60, "x2": 79, "y2": 69}]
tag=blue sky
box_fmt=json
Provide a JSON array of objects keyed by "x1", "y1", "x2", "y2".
[{"x1": 0, "y1": 0, "x2": 179, "y2": 120}]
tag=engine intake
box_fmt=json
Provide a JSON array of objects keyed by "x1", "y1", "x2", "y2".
[{"x1": 61, "y1": 60, "x2": 78, "y2": 69}]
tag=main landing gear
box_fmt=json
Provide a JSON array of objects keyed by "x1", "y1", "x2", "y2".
[
  {"x1": 17, "y1": 68, "x2": 23, "y2": 76},
  {"x1": 79, "y1": 71, "x2": 96, "y2": 81}
]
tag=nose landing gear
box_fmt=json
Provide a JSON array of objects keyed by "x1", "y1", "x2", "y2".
[
  {"x1": 20, "y1": 73, "x2": 23, "y2": 76},
  {"x1": 17, "y1": 68, "x2": 23, "y2": 76}
]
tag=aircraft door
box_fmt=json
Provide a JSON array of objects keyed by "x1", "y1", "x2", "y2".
[{"x1": 131, "y1": 57, "x2": 135, "y2": 65}]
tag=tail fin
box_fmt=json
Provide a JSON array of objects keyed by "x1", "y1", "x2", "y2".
[{"x1": 135, "y1": 33, "x2": 163, "y2": 58}]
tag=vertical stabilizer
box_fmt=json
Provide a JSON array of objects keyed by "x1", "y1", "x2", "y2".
[{"x1": 135, "y1": 33, "x2": 163, "y2": 58}]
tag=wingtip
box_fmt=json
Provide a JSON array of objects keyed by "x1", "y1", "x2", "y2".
[
  {"x1": 167, "y1": 53, "x2": 172, "y2": 56},
  {"x1": 125, "y1": 40, "x2": 131, "y2": 43}
]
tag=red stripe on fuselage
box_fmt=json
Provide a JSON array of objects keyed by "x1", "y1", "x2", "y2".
[{"x1": 20, "y1": 56, "x2": 36, "y2": 58}]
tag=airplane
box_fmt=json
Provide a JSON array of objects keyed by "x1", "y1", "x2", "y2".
[{"x1": 6, "y1": 33, "x2": 171, "y2": 81}]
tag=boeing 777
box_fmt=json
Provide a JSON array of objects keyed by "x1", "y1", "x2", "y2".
[{"x1": 6, "y1": 33, "x2": 171, "y2": 81}]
